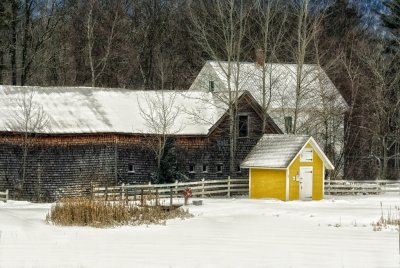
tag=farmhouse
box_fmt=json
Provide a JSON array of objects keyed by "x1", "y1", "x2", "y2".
[
  {"x1": 241, "y1": 135, "x2": 334, "y2": 201},
  {"x1": 0, "y1": 86, "x2": 280, "y2": 200},
  {"x1": 189, "y1": 59, "x2": 348, "y2": 155}
]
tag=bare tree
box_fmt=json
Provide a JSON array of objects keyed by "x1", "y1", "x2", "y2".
[
  {"x1": 86, "y1": 0, "x2": 119, "y2": 87},
  {"x1": 189, "y1": 0, "x2": 250, "y2": 176},
  {"x1": 251, "y1": 0, "x2": 288, "y2": 132},
  {"x1": 138, "y1": 91, "x2": 182, "y2": 182},
  {"x1": 358, "y1": 38, "x2": 400, "y2": 179},
  {"x1": 287, "y1": 0, "x2": 324, "y2": 133},
  {"x1": 6, "y1": 91, "x2": 49, "y2": 196}
]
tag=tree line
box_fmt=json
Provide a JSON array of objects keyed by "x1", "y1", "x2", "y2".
[{"x1": 0, "y1": 0, "x2": 399, "y2": 180}]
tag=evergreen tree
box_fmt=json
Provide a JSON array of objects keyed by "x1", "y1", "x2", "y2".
[{"x1": 151, "y1": 137, "x2": 184, "y2": 184}]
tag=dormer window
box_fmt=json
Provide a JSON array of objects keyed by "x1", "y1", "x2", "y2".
[{"x1": 209, "y1": 81, "x2": 215, "y2": 92}]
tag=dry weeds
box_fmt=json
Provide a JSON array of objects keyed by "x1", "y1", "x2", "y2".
[
  {"x1": 46, "y1": 197, "x2": 192, "y2": 228},
  {"x1": 372, "y1": 202, "x2": 400, "y2": 231}
]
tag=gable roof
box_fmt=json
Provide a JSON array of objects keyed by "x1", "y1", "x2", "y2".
[
  {"x1": 241, "y1": 134, "x2": 334, "y2": 170},
  {"x1": 0, "y1": 86, "x2": 234, "y2": 135},
  {"x1": 189, "y1": 61, "x2": 348, "y2": 111}
]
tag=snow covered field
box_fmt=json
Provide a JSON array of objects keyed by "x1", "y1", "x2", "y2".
[{"x1": 0, "y1": 195, "x2": 399, "y2": 268}]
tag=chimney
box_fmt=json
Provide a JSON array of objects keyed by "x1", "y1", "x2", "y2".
[{"x1": 256, "y1": 49, "x2": 264, "y2": 66}]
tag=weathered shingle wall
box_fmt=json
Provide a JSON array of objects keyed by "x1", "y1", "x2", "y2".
[{"x1": 0, "y1": 96, "x2": 280, "y2": 201}]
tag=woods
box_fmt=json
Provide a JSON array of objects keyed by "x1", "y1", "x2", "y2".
[{"x1": 0, "y1": 0, "x2": 398, "y2": 180}]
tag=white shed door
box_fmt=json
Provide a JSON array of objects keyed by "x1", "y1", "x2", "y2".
[{"x1": 299, "y1": 167, "x2": 313, "y2": 200}]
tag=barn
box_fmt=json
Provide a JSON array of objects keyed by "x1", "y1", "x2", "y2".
[
  {"x1": 0, "y1": 86, "x2": 281, "y2": 200},
  {"x1": 241, "y1": 135, "x2": 334, "y2": 201}
]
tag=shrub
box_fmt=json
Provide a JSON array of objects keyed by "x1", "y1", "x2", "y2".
[{"x1": 46, "y1": 197, "x2": 192, "y2": 228}]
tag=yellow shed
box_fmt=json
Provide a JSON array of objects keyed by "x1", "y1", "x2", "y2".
[{"x1": 241, "y1": 135, "x2": 334, "y2": 201}]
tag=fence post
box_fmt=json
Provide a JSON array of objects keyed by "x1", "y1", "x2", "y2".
[
  {"x1": 156, "y1": 189, "x2": 159, "y2": 206},
  {"x1": 170, "y1": 187, "x2": 173, "y2": 206},
  {"x1": 105, "y1": 185, "x2": 108, "y2": 201},
  {"x1": 5, "y1": 189, "x2": 8, "y2": 203},
  {"x1": 90, "y1": 183, "x2": 93, "y2": 200},
  {"x1": 175, "y1": 180, "x2": 178, "y2": 201},
  {"x1": 121, "y1": 183, "x2": 125, "y2": 201},
  {"x1": 227, "y1": 176, "x2": 231, "y2": 198},
  {"x1": 125, "y1": 185, "x2": 129, "y2": 204},
  {"x1": 201, "y1": 178, "x2": 205, "y2": 198},
  {"x1": 140, "y1": 189, "x2": 144, "y2": 206}
]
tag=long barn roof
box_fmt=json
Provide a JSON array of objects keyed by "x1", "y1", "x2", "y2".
[{"x1": 0, "y1": 86, "x2": 236, "y2": 135}]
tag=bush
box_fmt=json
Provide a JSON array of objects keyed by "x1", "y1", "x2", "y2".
[{"x1": 46, "y1": 197, "x2": 192, "y2": 228}]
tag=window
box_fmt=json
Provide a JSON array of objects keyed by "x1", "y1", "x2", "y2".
[
  {"x1": 216, "y1": 163, "x2": 223, "y2": 173},
  {"x1": 284, "y1": 116, "x2": 293, "y2": 134},
  {"x1": 236, "y1": 165, "x2": 242, "y2": 173},
  {"x1": 300, "y1": 148, "x2": 313, "y2": 162},
  {"x1": 202, "y1": 164, "x2": 208, "y2": 173},
  {"x1": 238, "y1": 115, "x2": 249, "y2": 137},
  {"x1": 189, "y1": 164, "x2": 195, "y2": 173},
  {"x1": 127, "y1": 164, "x2": 135, "y2": 173},
  {"x1": 209, "y1": 81, "x2": 215, "y2": 92}
]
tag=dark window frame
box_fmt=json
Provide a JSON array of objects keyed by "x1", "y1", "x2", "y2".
[
  {"x1": 202, "y1": 164, "x2": 208, "y2": 173},
  {"x1": 127, "y1": 164, "x2": 135, "y2": 173},
  {"x1": 209, "y1": 80, "x2": 215, "y2": 92},
  {"x1": 236, "y1": 165, "x2": 242, "y2": 173},
  {"x1": 189, "y1": 164, "x2": 196, "y2": 173},
  {"x1": 216, "y1": 163, "x2": 223, "y2": 173},
  {"x1": 238, "y1": 114, "x2": 249, "y2": 138}
]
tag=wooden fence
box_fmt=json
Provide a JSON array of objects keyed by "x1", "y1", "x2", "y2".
[
  {"x1": 92, "y1": 178, "x2": 400, "y2": 202},
  {"x1": 92, "y1": 177, "x2": 249, "y2": 204},
  {"x1": 325, "y1": 180, "x2": 400, "y2": 195},
  {"x1": 0, "y1": 189, "x2": 9, "y2": 202}
]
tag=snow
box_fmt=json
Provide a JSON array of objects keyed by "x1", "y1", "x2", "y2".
[
  {"x1": 0, "y1": 195, "x2": 399, "y2": 268},
  {"x1": 0, "y1": 86, "x2": 228, "y2": 135},
  {"x1": 189, "y1": 61, "x2": 348, "y2": 134},
  {"x1": 241, "y1": 134, "x2": 309, "y2": 168},
  {"x1": 242, "y1": 135, "x2": 334, "y2": 169}
]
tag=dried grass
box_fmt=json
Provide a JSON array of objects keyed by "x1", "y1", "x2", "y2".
[
  {"x1": 372, "y1": 202, "x2": 400, "y2": 231},
  {"x1": 46, "y1": 197, "x2": 192, "y2": 228}
]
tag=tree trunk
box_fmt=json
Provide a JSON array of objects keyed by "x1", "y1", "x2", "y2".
[
  {"x1": 20, "y1": 0, "x2": 32, "y2": 86},
  {"x1": 10, "y1": 0, "x2": 18, "y2": 85}
]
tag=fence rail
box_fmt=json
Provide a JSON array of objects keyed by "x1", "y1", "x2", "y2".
[
  {"x1": 92, "y1": 177, "x2": 249, "y2": 203},
  {"x1": 325, "y1": 180, "x2": 400, "y2": 195},
  {"x1": 0, "y1": 189, "x2": 9, "y2": 202}
]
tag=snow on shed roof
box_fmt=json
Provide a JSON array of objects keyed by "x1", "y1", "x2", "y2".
[
  {"x1": 190, "y1": 61, "x2": 348, "y2": 111},
  {"x1": 0, "y1": 86, "x2": 232, "y2": 135},
  {"x1": 241, "y1": 134, "x2": 334, "y2": 169}
]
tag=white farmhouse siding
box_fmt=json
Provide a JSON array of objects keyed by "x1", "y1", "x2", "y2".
[{"x1": 189, "y1": 61, "x2": 348, "y2": 153}]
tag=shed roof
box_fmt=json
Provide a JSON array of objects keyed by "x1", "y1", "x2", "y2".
[
  {"x1": 0, "y1": 86, "x2": 235, "y2": 135},
  {"x1": 241, "y1": 134, "x2": 334, "y2": 170}
]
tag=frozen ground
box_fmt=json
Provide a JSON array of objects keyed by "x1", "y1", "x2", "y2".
[{"x1": 0, "y1": 195, "x2": 399, "y2": 268}]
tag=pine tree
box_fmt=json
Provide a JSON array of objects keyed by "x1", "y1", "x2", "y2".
[{"x1": 152, "y1": 137, "x2": 183, "y2": 184}]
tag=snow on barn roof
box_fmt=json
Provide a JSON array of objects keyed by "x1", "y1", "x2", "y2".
[
  {"x1": 241, "y1": 134, "x2": 334, "y2": 169},
  {"x1": 0, "y1": 86, "x2": 233, "y2": 135},
  {"x1": 190, "y1": 61, "x2": 348, "y2": 111}
]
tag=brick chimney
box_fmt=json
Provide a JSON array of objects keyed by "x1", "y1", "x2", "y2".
[{"x1": 256, "y1": 49, "x2": 264, "y2": 66}]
